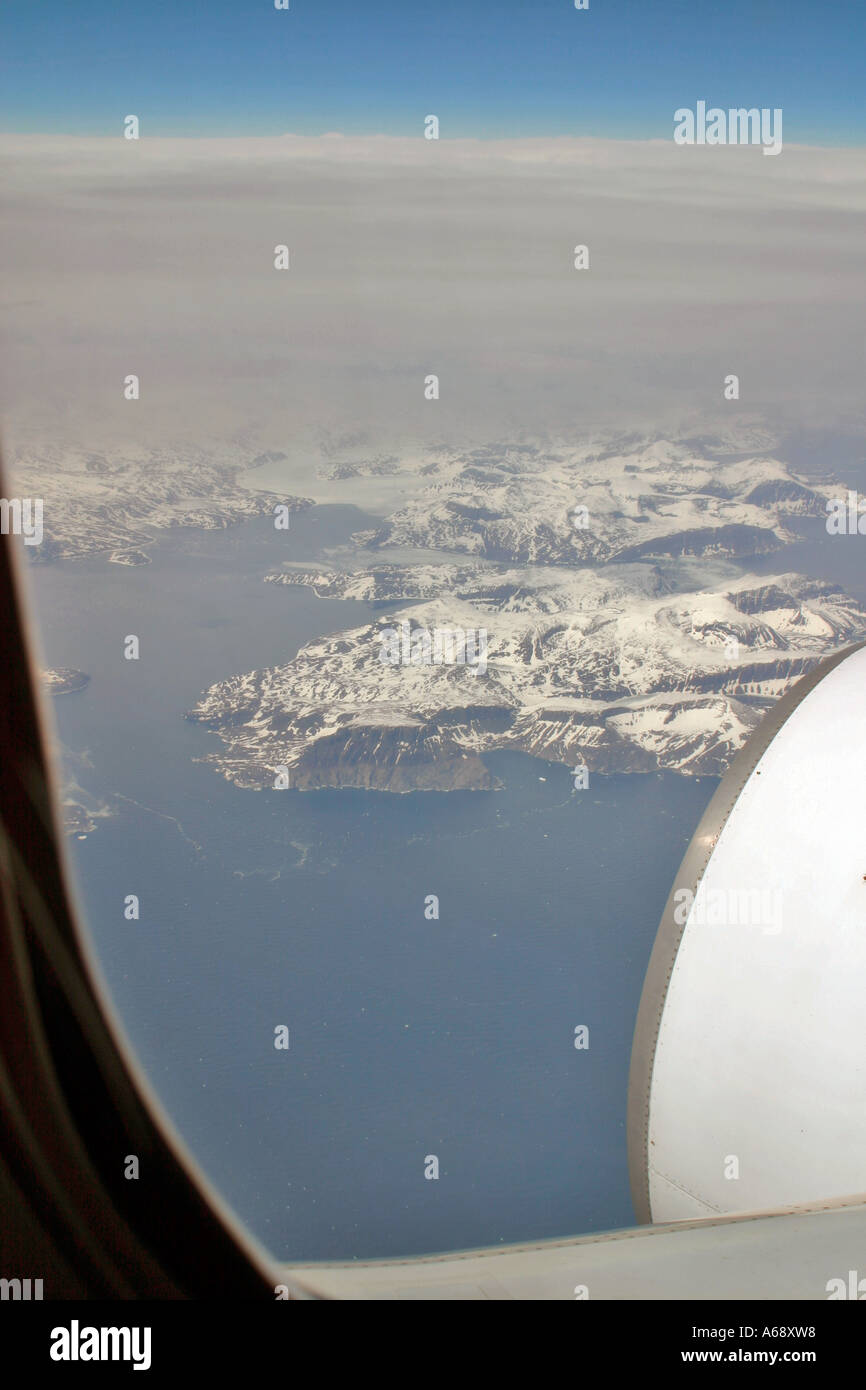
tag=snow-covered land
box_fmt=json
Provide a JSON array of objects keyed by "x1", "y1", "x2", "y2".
[
  {"x1": 11, "y1": 440, "x2": 313, "y2": 563},
  {"x1": 17, "y1": 426, "x2": 860, "y2": 793},
  {"x1": 348, "y1": 436, "x2": 837, "y2": 564},
  {"x1": 190, "y1": 435, "x2": 864, "y2": 792}
]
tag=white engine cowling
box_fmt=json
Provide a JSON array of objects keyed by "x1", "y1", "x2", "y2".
[{"x1": 628, "y1": 640, "x2": 866, "y2": 1222}]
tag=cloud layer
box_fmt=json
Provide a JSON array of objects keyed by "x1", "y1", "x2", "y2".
[{"x1": 2, "y1": 133, "x2": 865, "y2": 468}]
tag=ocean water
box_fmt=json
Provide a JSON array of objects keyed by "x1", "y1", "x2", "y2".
[{"x1": 30, "y1": 508, "x2": 716, "y2": 1260}]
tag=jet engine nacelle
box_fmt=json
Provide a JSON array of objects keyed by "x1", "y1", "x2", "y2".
[{"x1": 629, "y1": 641, "x2": 866, "y2": 1222}]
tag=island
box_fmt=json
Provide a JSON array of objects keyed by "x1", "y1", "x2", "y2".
[{"x1": 42, "y1": 668, "x2": 90, "y2": 695}]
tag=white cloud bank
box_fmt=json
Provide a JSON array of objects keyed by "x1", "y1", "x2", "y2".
[{"x1": 1, "y1": 133, "x2": 865, "y2": 474}]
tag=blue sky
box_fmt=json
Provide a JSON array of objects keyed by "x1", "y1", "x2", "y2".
[{"x1": 0, "y1": 0, "x2": 863, "y2": 143}]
